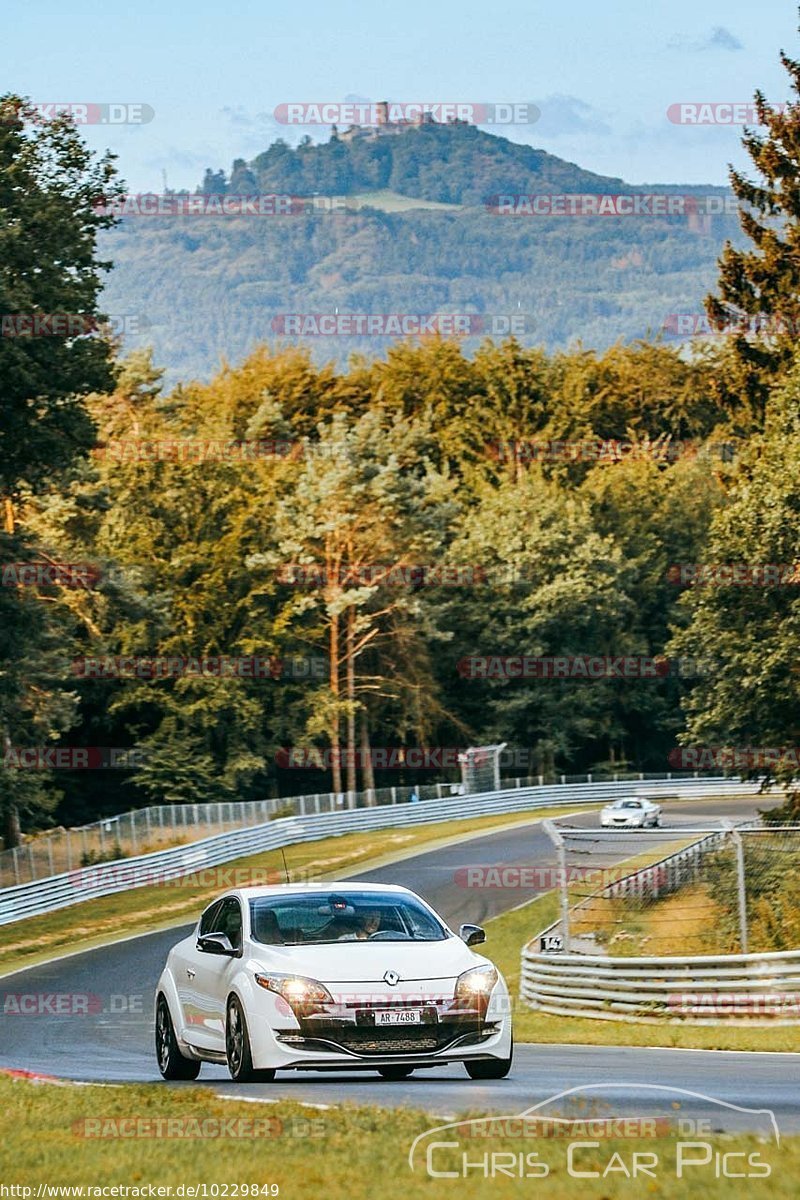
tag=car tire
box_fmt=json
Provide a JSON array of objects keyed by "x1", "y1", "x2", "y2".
[
  {"x1": 464, "y1": 1042, "x2": 513, "y2": 1080},
  {"x1": 377, "y1": 1065, "x2": 415, "y2": 1080},
  {"x1": 156, "y1": 995, "x2": 201, "y2": 1081},
  {"x1": 226, "y1": 995, "x2": 276, "y2": 1083}
]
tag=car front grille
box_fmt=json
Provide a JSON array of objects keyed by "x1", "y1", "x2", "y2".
[{"x1": 278, "y1": 1006, "x2": 493, "y2": 1056}]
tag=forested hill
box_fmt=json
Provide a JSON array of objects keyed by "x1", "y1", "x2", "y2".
[
  {"x1": 203, "y1": 123, "x2": 631, "y2": 205},
  {"x1": 100, "y1": 123, "x2": 740, "y2": 385}
]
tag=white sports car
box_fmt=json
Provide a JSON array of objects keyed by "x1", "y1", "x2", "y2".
[
  {"x1": 155, "y1": 882, "x2": 513, "y2": 1083},
  {"x1": 600, "y1": 797, "x2": 662, "y2": 828}
]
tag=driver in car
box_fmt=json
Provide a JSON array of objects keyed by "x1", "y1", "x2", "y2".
[
  {"x1": 354, "y1": 908, "x2": 382, "y2": 939},
  {"x1": 334, "y1": 907, "x2": 383, "y2": 940}
]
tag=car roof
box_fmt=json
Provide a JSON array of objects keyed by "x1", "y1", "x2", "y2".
[{"x1": 228, "y1": 882, "x2": 413, "y2": 901}]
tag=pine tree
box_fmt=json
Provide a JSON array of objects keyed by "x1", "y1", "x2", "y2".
[{"x1": 705, "y1": 21, "x2": 800, "y2": 420}]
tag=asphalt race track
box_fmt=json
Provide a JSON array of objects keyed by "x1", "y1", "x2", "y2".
[{"x1": 1, "y1": 795, "x2": 798, "y2": 1132}]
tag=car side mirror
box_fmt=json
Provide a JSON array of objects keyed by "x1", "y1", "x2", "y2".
[
  {"x1": 459, "y1": 923, "x2": 486, "y2": 947},
  {"x1": 197, "y1": 932, "x2": 237, "y2": 956}
]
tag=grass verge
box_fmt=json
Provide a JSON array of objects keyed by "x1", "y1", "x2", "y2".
[
  {"x1": 0, "y1": 805, "x2": 588, "y2": 976},
  {"x1": 0, "y1": 1073, "x2": 794, "y2": 1198}
]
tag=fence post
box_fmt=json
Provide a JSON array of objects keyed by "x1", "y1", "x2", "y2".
[
  {"x1": 47, "y1": 839, "x2": 54, "y2": 876},
  {"x1": 66, "y1": 830, "x2": 72, "y2": 872},
  {"x1": 543, "y1": 820, "x2": 570, "y2": 950},
  {"x1": 724, "y1": 821, "x2": 749, "y2": 954},
  {"x1": 28, "y1": 843, "x2": 36, "y2": 881},
  {"x1": 130, "y1": 811, "x2": 138, "y2": 854},
  {"x1": 391, "y1": 787, "x2": 397, "y2": 805}
]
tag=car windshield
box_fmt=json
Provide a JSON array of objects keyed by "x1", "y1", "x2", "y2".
[
  {"x1": 619, "y1": 801, "x2": 642, "y2": 808},
  {"x1": 249, "y1": 891, "x2": 447, "y2": 945}
]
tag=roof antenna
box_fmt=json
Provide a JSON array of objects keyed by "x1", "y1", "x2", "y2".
[{"x1": 280, "y1": 846, "x2": 290, "y2": 884}]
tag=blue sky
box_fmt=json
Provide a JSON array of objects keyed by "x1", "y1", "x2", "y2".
[{"x1": 2, "y1": 0, "x2": 795, "y2": 190}]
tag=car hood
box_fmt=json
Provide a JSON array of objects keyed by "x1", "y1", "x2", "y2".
[{"x1": 249, "y1": 935, "x2": 481, "y2": 983}]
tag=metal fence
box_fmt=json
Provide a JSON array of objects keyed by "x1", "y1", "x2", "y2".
[
  {"x1": 521, "y1": 821, "x2": 800, "y2": 1024},
  {"x1": 0, "y1": 775, "x2": 756, "y2": 926},
  {"x1": 0, "y1": 769, "x2": 728, "y2": 889},
  {"x1": 540, "y1": 821, "x2": 800, "y2": 957},
  {"x1": 0, "y1": 782, "x2": 458, "y2": 888}
]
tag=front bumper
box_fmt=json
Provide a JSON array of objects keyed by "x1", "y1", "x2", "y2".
[{"x1": 243, "y1": 979, "x2": 512, "y2": 1071}]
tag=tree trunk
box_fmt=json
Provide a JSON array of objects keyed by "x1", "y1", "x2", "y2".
[
  {"x1": 360, "y1": 710, "x2": 375, "y2": 804},
  {"x1": 345, "y1": 608, "x2": 357, "y2": 803},
  {"x1": 1, "y1": 726, "x2": 21, "y2": 848},
  {"x1": 329, "y1": 612, "x2": 342, "y2": 794}
]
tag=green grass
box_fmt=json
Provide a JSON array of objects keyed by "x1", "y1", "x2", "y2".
[
  {"x1": 0, "y1": 1073, "x2": 796, "y2": 1198},
  {"x1": 0, "y1": 805, "x2": 589, "y2": 976}
]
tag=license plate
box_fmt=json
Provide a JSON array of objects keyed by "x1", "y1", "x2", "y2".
[{"x1": 374, "y1": 1009, "x2": 423, "y2": 1025}]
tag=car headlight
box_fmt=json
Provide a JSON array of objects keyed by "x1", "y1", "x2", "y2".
[
  {"x1": 254, "y1": 972, "x2": 333, "y2": 1009},
  {"x1": 455, "y1": 964, "x2": 498, "y2": 1005}
]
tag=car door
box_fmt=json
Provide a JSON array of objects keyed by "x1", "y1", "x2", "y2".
[
  {"x1": 173, "y1": 898, "x2": 221, "y2": 1037},
  {"x1": 186, "y1": 896, "x2": 243, "y2": 1052}
]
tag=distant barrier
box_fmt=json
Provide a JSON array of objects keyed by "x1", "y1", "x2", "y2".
[{"x1": 0, "y1": 776, "x2": 756, "y2": 926}]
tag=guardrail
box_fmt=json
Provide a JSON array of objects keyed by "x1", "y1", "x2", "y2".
[
  {"x1": 0, "y1": 769, "x2": 730, "y2": 889},
  {"x1": 0, "y1": 776, "x2": 756, "y2": 927},
  {"x1": 519, "y1": 946, "x2": 800, "y2": 1024}
]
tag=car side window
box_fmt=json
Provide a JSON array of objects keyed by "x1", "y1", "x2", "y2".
[
  {"x1": 216, "y1": 897, "x2": 243, "y2": 951},
  {"x1": 199, "y1": 900, "x2": 222, "y2": 936}
]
